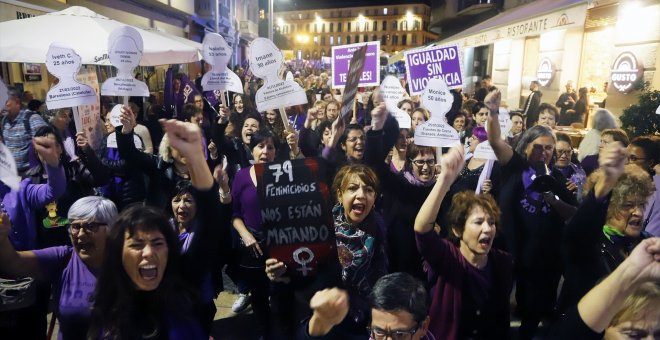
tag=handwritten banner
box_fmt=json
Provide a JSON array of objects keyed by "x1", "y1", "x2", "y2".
[{"x1": 255, "y1": 158, "x2": 335, "y2": 279}]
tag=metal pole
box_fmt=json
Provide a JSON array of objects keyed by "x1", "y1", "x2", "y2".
[
  {"x1": 268, "y1": 0, "x2": 274, "y2": 41},
  {"x1": 215, "y1": 0, "x2": 220, "y2": 33}
]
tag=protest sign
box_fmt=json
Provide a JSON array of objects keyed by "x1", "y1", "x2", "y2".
[
  {"x1": 201, "y1": 33, "x2": 243, "y2": 94},
  {"x1": 105, "y1": 132, "x2": 144, "y2": 150},
  {"x1": 380, "y1": 75, "x2": 412, "y2": 129},
  {"x1": 74, "y1": 65, "x2": 104, "y2": 151},
  {"x1": 0, "y1": 142, "x2": 20, "y2": 191},
  {"x1": 484, "y1": 107, "x2": 513, "y2": 139},
  {"x1": 249, "y1": 38, "x2": 307, "y2": 113},
  {"x1": 473, "y1": 141, "x2": 498, "y2": 160},
  {"x1": 339, "y1": 44, "x2": 368, "y2": 121},
  {"x1": 255, "y1": 158, "x2": 335, "y2": 279},
  {"x1": 44, "y1": 43, "x2": 96, "y2": 110},
  {"x1": 331, "y1": 41, "x2": 380, "y2": 88},
  {"x1": 100, "y1": 26, "x2": 149, "y2": 97},
  {"x1": 414, "y1": 77, "x2": 460, "y2": 147},
  {"x1": 108, "y1": 104, "x2": 122, "y2": 127},
  {"x1": 404, "y1": 44, "x2": 463, "y2": 95}
]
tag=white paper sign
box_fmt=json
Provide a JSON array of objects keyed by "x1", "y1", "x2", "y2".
[
  {"x1": 414, "y1": 77, "x2": 460, "y2": 147},
  {"x1": 105, "y1": 133, "x2": 144, "y2": 150},
  {"x1": 101, "y1": 26, "x2": 149, "y2": 97},
  {"x1": 380, "y1": 76, "x2": 412, "y2": 129},
  {"x1": 75, "y1": 65, "x2": 104, "y2": 151},
  {"x1": 485, "y1": 107, "x2": 513, "y2": 139},
  {"x1": 201, "y1": 33, "x2": 243, "y2": 94},
  {"x1": 0, "y1": 142, "x2": 20, "y2": 190},
  {"x1": 473, "y1": 141, "x2": 498, "y2": 160},
  {"x1": 44, "y1": 43, "x2": 97, "y2": 110},
  {"x1": 109, "y1": 104, "x2": 122, "y2": 127},
  {"x1": 285, "y1": 72, "x2": 294, "y2": 82},
  {"x1": 249, "y1": 38, "x2": 307, "y2": 112},
  {"x1": 656, "y1": 104, "x2": 660, "y2": 115},
  {"x1": 0, "y1": 78, "x2": 8, "y2": 110}
]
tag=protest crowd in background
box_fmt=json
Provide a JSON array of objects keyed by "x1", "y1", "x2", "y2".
[{"x1": 0, "y1": 33, "x2": 659, "y2": 340}]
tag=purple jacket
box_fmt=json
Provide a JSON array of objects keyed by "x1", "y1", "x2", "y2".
[
  {"x1": 416, "y1": 231, "x2": 513, "y2": 340},
  {"x1": 2, "y1": 163, "x2": 66, "y2": 250}
]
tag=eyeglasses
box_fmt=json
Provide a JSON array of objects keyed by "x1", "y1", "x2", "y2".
[
  {"x1": 620, "y1": 201, "x2": 646, "y2": 212},
  {"x1": 411, "y1": 159, "x2": 436, "y2": 167},
  {"x1": 346, "y1": 136, "x2": 365, "y2": 143},
  {"x1": 368, "y1": 325, "x2": 419, "y2": 340},
  {"x1": 628, "y1": 155, "x2": 646, "y2": 162},
  {"x1": 556, "y1": 149, "x2": 572, "y2": 156},
  {"x1": 532, "y1": 144, "x2": 554, "y2": 152},
  {"x1": 69, "y1": 222, "x2": 106, "y2": 235}
]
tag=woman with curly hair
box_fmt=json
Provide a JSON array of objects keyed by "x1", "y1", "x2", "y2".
[{"x1": 559, "y1": 141, "x2": 655, "y2": 312}]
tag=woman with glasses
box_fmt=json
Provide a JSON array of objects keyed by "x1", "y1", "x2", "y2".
[
  {"x1": 0, "y1": 196, "x2": 117, "y2": 340},
  {"x1": 628, "y1": 136, "x2": 660, "y2": 237},
  {"x1": 415, "y1": 145, "x2": 513, "y2": 340},
  {"x1": 559, "y1": 141, "x2": 654, "y2": 313},
  {"x1": 553, "y1": 132, "x2": 587, "y2": 201},
  {"x1": 485, "y1": 91, "x2": 577, "y2": 339},
  {"x1": 364, "y1": 108, "x2": 440, "y2": 280}
]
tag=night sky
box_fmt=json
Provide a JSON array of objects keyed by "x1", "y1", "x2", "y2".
[{"x1": 260, "y1": 0, "x2": 431, "y2": 11}]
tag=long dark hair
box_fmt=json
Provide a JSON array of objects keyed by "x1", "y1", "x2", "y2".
[
  {"x1": 336, "y1": 123, "x2": 365, "y2": 163},
  {"x1": 88, "y1": 205, "x2": 197, "y2": 339}
]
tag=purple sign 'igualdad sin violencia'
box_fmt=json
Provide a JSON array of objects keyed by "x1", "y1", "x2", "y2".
[{"x1": 404, "y1": 44, "x2": 463, "y2": 95}]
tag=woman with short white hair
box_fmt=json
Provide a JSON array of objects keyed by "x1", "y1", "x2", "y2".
[{"x1": 0, "y1": 196, "x2": 118, "y2": 340}]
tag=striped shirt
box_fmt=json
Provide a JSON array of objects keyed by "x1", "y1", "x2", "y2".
[{"x1": 2, "y1": 109, "x2": 48, "y2": 171}]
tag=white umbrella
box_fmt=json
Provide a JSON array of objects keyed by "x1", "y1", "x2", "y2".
[{"x1": 0, "y1": 6, "x2": 201, "y2": 66}]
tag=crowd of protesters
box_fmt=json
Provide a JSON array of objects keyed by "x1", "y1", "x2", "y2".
[{"x1": 0, "y1": 67, "x2": 658, "y2": 340}]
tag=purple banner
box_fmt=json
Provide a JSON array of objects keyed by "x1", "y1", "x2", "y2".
[
  {"x1": 404, "y1": 44, "x2": 463, "y2": 95},
  {"x1": 331, "y1": 41, "x2": 380, "y2": 88}
]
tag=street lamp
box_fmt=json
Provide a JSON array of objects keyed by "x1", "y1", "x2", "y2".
[{"x1": 268, "y1": 0, "x2": 289, "y2": 41}]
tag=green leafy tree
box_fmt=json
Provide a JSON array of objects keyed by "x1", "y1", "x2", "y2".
[{"x1": 620, "y1": 83, "x2": 660, "y2": 138}]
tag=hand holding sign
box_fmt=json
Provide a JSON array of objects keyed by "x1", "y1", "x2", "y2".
[
  {"x1": 380, "y1": 76, "x2": 412, "y2": 129},
  {"x1": 100, "y1": 26, "x2": 149, "y2": 97},
  {"x1": 249, "y1": 38, "x2": 307, "y2": 113},
  {"x1": 45, "y1": 43, "x2": 96, "y2": 110},
  {"x1": 414, "y1": 77, "x2": 460, "y2": 147},
  {"x1": 201, "y1": 33, "x2": 243, "y2": 94}
]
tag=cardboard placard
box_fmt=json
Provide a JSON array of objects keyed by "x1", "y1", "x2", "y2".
[
  {"x1": 485, "y1": 107, "x2": 513, "y2": 139},
  {"x1": 100, "y1": 26, "x2": 149, "y2": 97},
  {"x1": 380, "y1": 75, "x2": 412, "y2": 129},
  {"x1": 473, "y1": 142, "x2": 498, "y2": 160},
  {"x1": 249, "y1": 38, "x2": 307, "y2": 112},
  {"x1": 44, "y1": 43, "x2": 97, "y2": 110},
  {"x1": 331, "y1": 41, "x2": 380, "y2": 88},
  {"x1": 0, "y1": 142, "x2": 20, "y2": 191},
  {"x1": 414, "y1": 77, "x2": 460, "y2": 147},
  {"x1": 75, "y1": 65, "x2": 104, "y2": 151},
  {"x1": 339, "y1": 44, "x2": 368, "y2": 120},
  {"x1": 255, "y1": 158, "x2": 336, "y2": 279},
  {"x1": 201, "y1": 33, "x2": 243, "y2": 94},
  {"x1": 108, "y1": 104, "x2": 122, "y2": 127},
  {"x1": 404, "y1": 44, "x2": 463, "y2": 95},
  {"x1": 105, "y1": 132, "x2": 144, "y2": 150}
]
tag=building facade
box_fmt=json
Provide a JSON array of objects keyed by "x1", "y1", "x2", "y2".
[
  {"x1": 273, "y1": 3, "x2": 439, "y2": 61},
  {"x1": 431, "y1": 0, "x2": 660, "y2": 123}
]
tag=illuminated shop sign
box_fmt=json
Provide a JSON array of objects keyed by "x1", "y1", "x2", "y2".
[
  {"x1": 536, "y1": 57, "x2": 554, "y2": 87},
  {"x1": 610, "y1": 52, "x2": 643, "y2": 93}
]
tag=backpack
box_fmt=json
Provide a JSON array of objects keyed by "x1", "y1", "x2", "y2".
[{"x1": 0, "y1": 110, "x2": 35, "y2": 141}]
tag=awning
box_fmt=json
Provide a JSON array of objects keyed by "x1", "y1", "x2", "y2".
[{"x1": 438, "y1": 0, "x2": 588, "y2": 48}]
